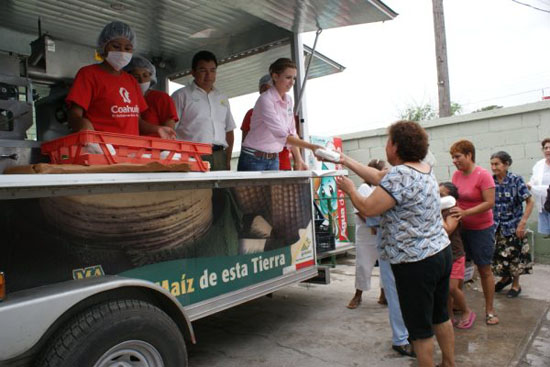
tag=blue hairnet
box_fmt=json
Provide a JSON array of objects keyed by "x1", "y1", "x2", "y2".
[
  {"x1": 97, "y1": 21, "x2": 137, "y2": 53},
  {"x1": 259, "y1": 74, "x2": 272, "y2": 88},
  {"x1": 124, "y1": 55, "x2": 157, "y2": 86}
]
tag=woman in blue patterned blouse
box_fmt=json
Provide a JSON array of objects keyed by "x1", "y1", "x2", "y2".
[
  {"x1": 336, "y1": 121, "x2": 454, "y2": 367},
  {"x1": 490, "y1": 151, "x2": 534, "y2": 298}
]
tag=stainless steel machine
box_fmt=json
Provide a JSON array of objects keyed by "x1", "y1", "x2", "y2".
[
  {"x1": 0, "y1": 34, "x2": 96, "y2": 172},
  {"x1": 0, "y1": 53, "x2": 40, "y2": 172}
]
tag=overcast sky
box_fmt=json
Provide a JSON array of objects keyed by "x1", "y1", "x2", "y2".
[{"x1": 173, "y1": 0, "x2": 550, "y2": 151}]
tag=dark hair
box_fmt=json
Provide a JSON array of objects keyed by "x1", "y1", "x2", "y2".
[
  {"x1": 387, "y1": 120, "x2": 429, "y2": 162},
  {"x1": 440, "y1": 182, "x2": 459, "y2": 200},
  {"x1": 368, "y1": 159, "x2": 386, "y2": 171},
  {"x1": 542, "y1": 138, "x2": 550, "y2": 148},
  {"x1": 490, "y1": 151, "x2": 512, "y2": 166},
  {"x1": 192, "y1": 50, "x2": 218, "y2": 70},
  {"x1": 269, "y1": 58, "x2": 296, "y2": 76},
  {"x1": 450, "y1": 139, "x2": 476, "y2": 163}
]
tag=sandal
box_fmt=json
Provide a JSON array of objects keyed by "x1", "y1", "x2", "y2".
[
  {"x1": 486, "y1": 313, "x2": 499, "y2": 325},
  {"x1": 507, "y1": 287, "x2": 521, "y2": 298},
  {"x1": 455, "y1": 311, "x2": 476, "y2": 329},
  {"x1": 347, "y1": 297, "x2": 361, "y2": 309},
  {"x1": 495, "y1": 278, "x2": 512, "y2": 292},
  {"x1": 392, "y1": 344, "x2": 416, "y2": 357}
]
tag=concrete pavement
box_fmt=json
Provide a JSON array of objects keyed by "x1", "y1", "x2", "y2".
[{"x1": 187, "y1": 255, "x2": 550, "y2": 367}]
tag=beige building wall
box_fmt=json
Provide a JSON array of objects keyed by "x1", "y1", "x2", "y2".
[
  {"x1": 339, "y1": 100, "x2": 550, "y2": 262},
  {"x1": 340, "y1": 100, "x2": 550, "y2": 187}
]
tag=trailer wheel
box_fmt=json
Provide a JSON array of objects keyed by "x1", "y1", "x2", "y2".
[{"x1": 36, "y1": 299, "x2": 187, "y2": 367}]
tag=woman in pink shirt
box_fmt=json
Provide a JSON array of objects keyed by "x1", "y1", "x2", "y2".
[
  {"x1": 450, "y1": 139, "x2": 498, "y2": 325},
  {"x1": 237, "y1": 58, "x2": 321, "y2": 171}
]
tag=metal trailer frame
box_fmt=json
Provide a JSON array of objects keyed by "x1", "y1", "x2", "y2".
[
  {"x1": 0, "y1": 1, "x2": 397, "y2": 364},
  {"x1": 0, "y1": 170, "x2": 343, "y2": 364}
]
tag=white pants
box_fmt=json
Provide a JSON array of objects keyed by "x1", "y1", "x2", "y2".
[{"x1": 355, "y1": 221, "x2": 380, "y2": 291}]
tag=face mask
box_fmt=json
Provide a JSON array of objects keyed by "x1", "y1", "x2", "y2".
[
  {"x1": 139, "y1": 82, "x2": 151, "y2": 94},
  {"x1": 105, "y1": 51, "x2": 132, "y2": 71}
]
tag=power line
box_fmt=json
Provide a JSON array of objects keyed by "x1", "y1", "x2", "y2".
[
  {"x1": 459, "y1": 87, "x2": 550, "y2": 107},
  {"x1": 511, "y1": 0, "x2": 550, "y2": 13}
]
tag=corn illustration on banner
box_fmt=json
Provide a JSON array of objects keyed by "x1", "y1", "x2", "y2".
[{"x1": 0, "y1": 183, "x2": 315, "y2": 306}]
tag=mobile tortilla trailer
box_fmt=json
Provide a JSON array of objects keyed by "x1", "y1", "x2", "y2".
[{"x1": 0, "y1": 1, "x2": 396, "y2": 366}]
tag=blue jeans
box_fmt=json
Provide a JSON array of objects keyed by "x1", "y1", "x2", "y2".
[
  {"x1": 538, "y1": 210, "x2": 550, "y2": 235},
  {"x1": 379, "y1": 257, "x2": 410, "y2": 346},
  {"x1": 237, "y1": 149, "x2": 279, "y2": 171}
]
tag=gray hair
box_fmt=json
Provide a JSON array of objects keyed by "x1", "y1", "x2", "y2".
[{"x1": 490, "y1": 151, "x2": 512, "y2": 166}]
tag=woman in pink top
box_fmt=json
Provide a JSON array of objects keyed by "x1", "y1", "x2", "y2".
[
  {"x1": 450, "y1": 139, "x2": 498, "y2": 325},
  {"x1": 237, "y1": 58, "x2": 321, "y2": 171}
]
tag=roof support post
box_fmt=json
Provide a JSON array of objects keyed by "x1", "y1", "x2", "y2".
[{"x1": 291, "y1": 33, "x2": 310, "y2": 145}]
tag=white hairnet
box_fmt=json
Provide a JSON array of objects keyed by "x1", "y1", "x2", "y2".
[
  {"x1": 97, "y1": 21, "x2": 136, "y2": 53},
  {"x1": 259, "y1": 74, "x2": 272, "y2": 88},
  {"x1": 124, "y1": 55, "x2": 157, "y2": 86}
]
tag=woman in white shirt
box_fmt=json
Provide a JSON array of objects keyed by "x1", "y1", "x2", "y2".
[
  {"x1": 348, "y1": 174, "x2": 381, "y2": 309},
  {"x1": 528, "y1": 138, "x2": 550, "y2": 236}
]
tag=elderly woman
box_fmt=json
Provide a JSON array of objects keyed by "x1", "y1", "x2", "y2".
[
  {"x1": 66, "y1": 21, "x2": 175, "y2": 139},
  {"x1": 528, "y1": 138, "x2": 550, "y2": 237},
  {"x1": 124, "y1": 55, "x2": 178, "y2": 136},
  {"x1": 238, "y1": 58, "x2": 321, "y2": 171},
  {"x1": 491, "y1": 151, "x2": 534, "y2": 297},
  {"x1": 449, "y1": 139, "x2": 497, "y2": 325},
  {"x1": 337, "y1": 121, "x2": 454, "y2": 367}
]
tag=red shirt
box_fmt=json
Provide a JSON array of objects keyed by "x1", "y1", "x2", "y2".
[
  {"x1": 241, "y1": 108, "x2": 254, "y2": 132},
  {"x1": 66, "y1": 64, "x2": 147, "y2": 135},
  {"x1": 241, "y1": 107, "x2": 292, "y2": 170},
  {"x1": 142, "y1": 90, "x2": 179, "y2": 137},
  {"x1": 452, "y1": 165, "x2": 495, "y2": 230}
]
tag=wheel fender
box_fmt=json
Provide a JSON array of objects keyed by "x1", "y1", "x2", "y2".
[{"x1": 0, "y1": 275, "x2": 195, "y2": 361}]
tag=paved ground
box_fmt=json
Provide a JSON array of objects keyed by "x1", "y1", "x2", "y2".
[{"x1": 187, "y1": 255, "x2": 550, "y2": 367}]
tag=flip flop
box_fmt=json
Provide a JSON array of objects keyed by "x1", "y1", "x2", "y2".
[
  {"x1": 486, "y1": 313, "x2": 499, "y2": 325},
  {"x1": 455, "y1": 311, "x2": 476, "y2": 329}
]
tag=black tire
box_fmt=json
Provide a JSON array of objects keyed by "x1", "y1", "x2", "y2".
[{"x1": 36, "y1": 299, "x2": 187, "y2": 367}]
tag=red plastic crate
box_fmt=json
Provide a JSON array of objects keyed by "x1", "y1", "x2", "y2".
[{"x1": 41, "y1": 131, "x2": 212, "y2": 172}]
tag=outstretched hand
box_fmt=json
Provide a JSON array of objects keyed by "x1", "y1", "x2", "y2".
[{"x1": 335, "y1": 175, "x2": 354, "y2": 195}]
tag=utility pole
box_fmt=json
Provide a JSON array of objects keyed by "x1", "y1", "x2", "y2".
[{"x1": 432, "y1": 0, "x2": 451, "y2": 117}]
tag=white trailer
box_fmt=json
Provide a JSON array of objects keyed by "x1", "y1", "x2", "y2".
[{"x1": 0, "y1": 1, "x2": 396, "y2": 366}]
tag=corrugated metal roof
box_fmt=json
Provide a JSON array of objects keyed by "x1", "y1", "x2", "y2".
[
  {"x1": 1, "y1": 0, "x2": 395, "y2": 97},
  {"x1": 0, "y1": 0, "x2": 396, "y2": 60},
  {"x1": 172, "y1": 41, "x2": 345, "y2": 99}
]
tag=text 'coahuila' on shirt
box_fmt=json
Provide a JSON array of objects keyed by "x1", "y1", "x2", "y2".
[{"x1": 66, "y1": 64, "x2": 147, "y2": 135}]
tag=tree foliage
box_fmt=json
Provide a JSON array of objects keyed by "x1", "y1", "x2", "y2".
[
  {"x1": 399, "y1": 102, "x2": 462, "y2": 122},
  {"x1": 472, "y1": 105, "x2": 503, "y2": 113}
]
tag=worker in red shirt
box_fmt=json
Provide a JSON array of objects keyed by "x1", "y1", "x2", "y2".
[
  {"x1": 240, "y1": 75, "x2": 298, "y2": 170},
  {"x1": 66, "y1": 21, "x2": 176, "y2": 139},
  {"x1": 124, "y1": 56, "x2": 178, "y2": 137}
]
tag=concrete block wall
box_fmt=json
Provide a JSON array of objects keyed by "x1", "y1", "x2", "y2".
[
  {"x1": 339, "y1": 100, "x2": 550, "y2": 263},
  {"x1": 340, "y1": 100, "x2": 550, "y2": 185}
]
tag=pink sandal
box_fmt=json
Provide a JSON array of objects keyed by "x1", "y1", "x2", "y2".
[{"x1": 455, "y1": 311, "x2": 476, "y2": 329}]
